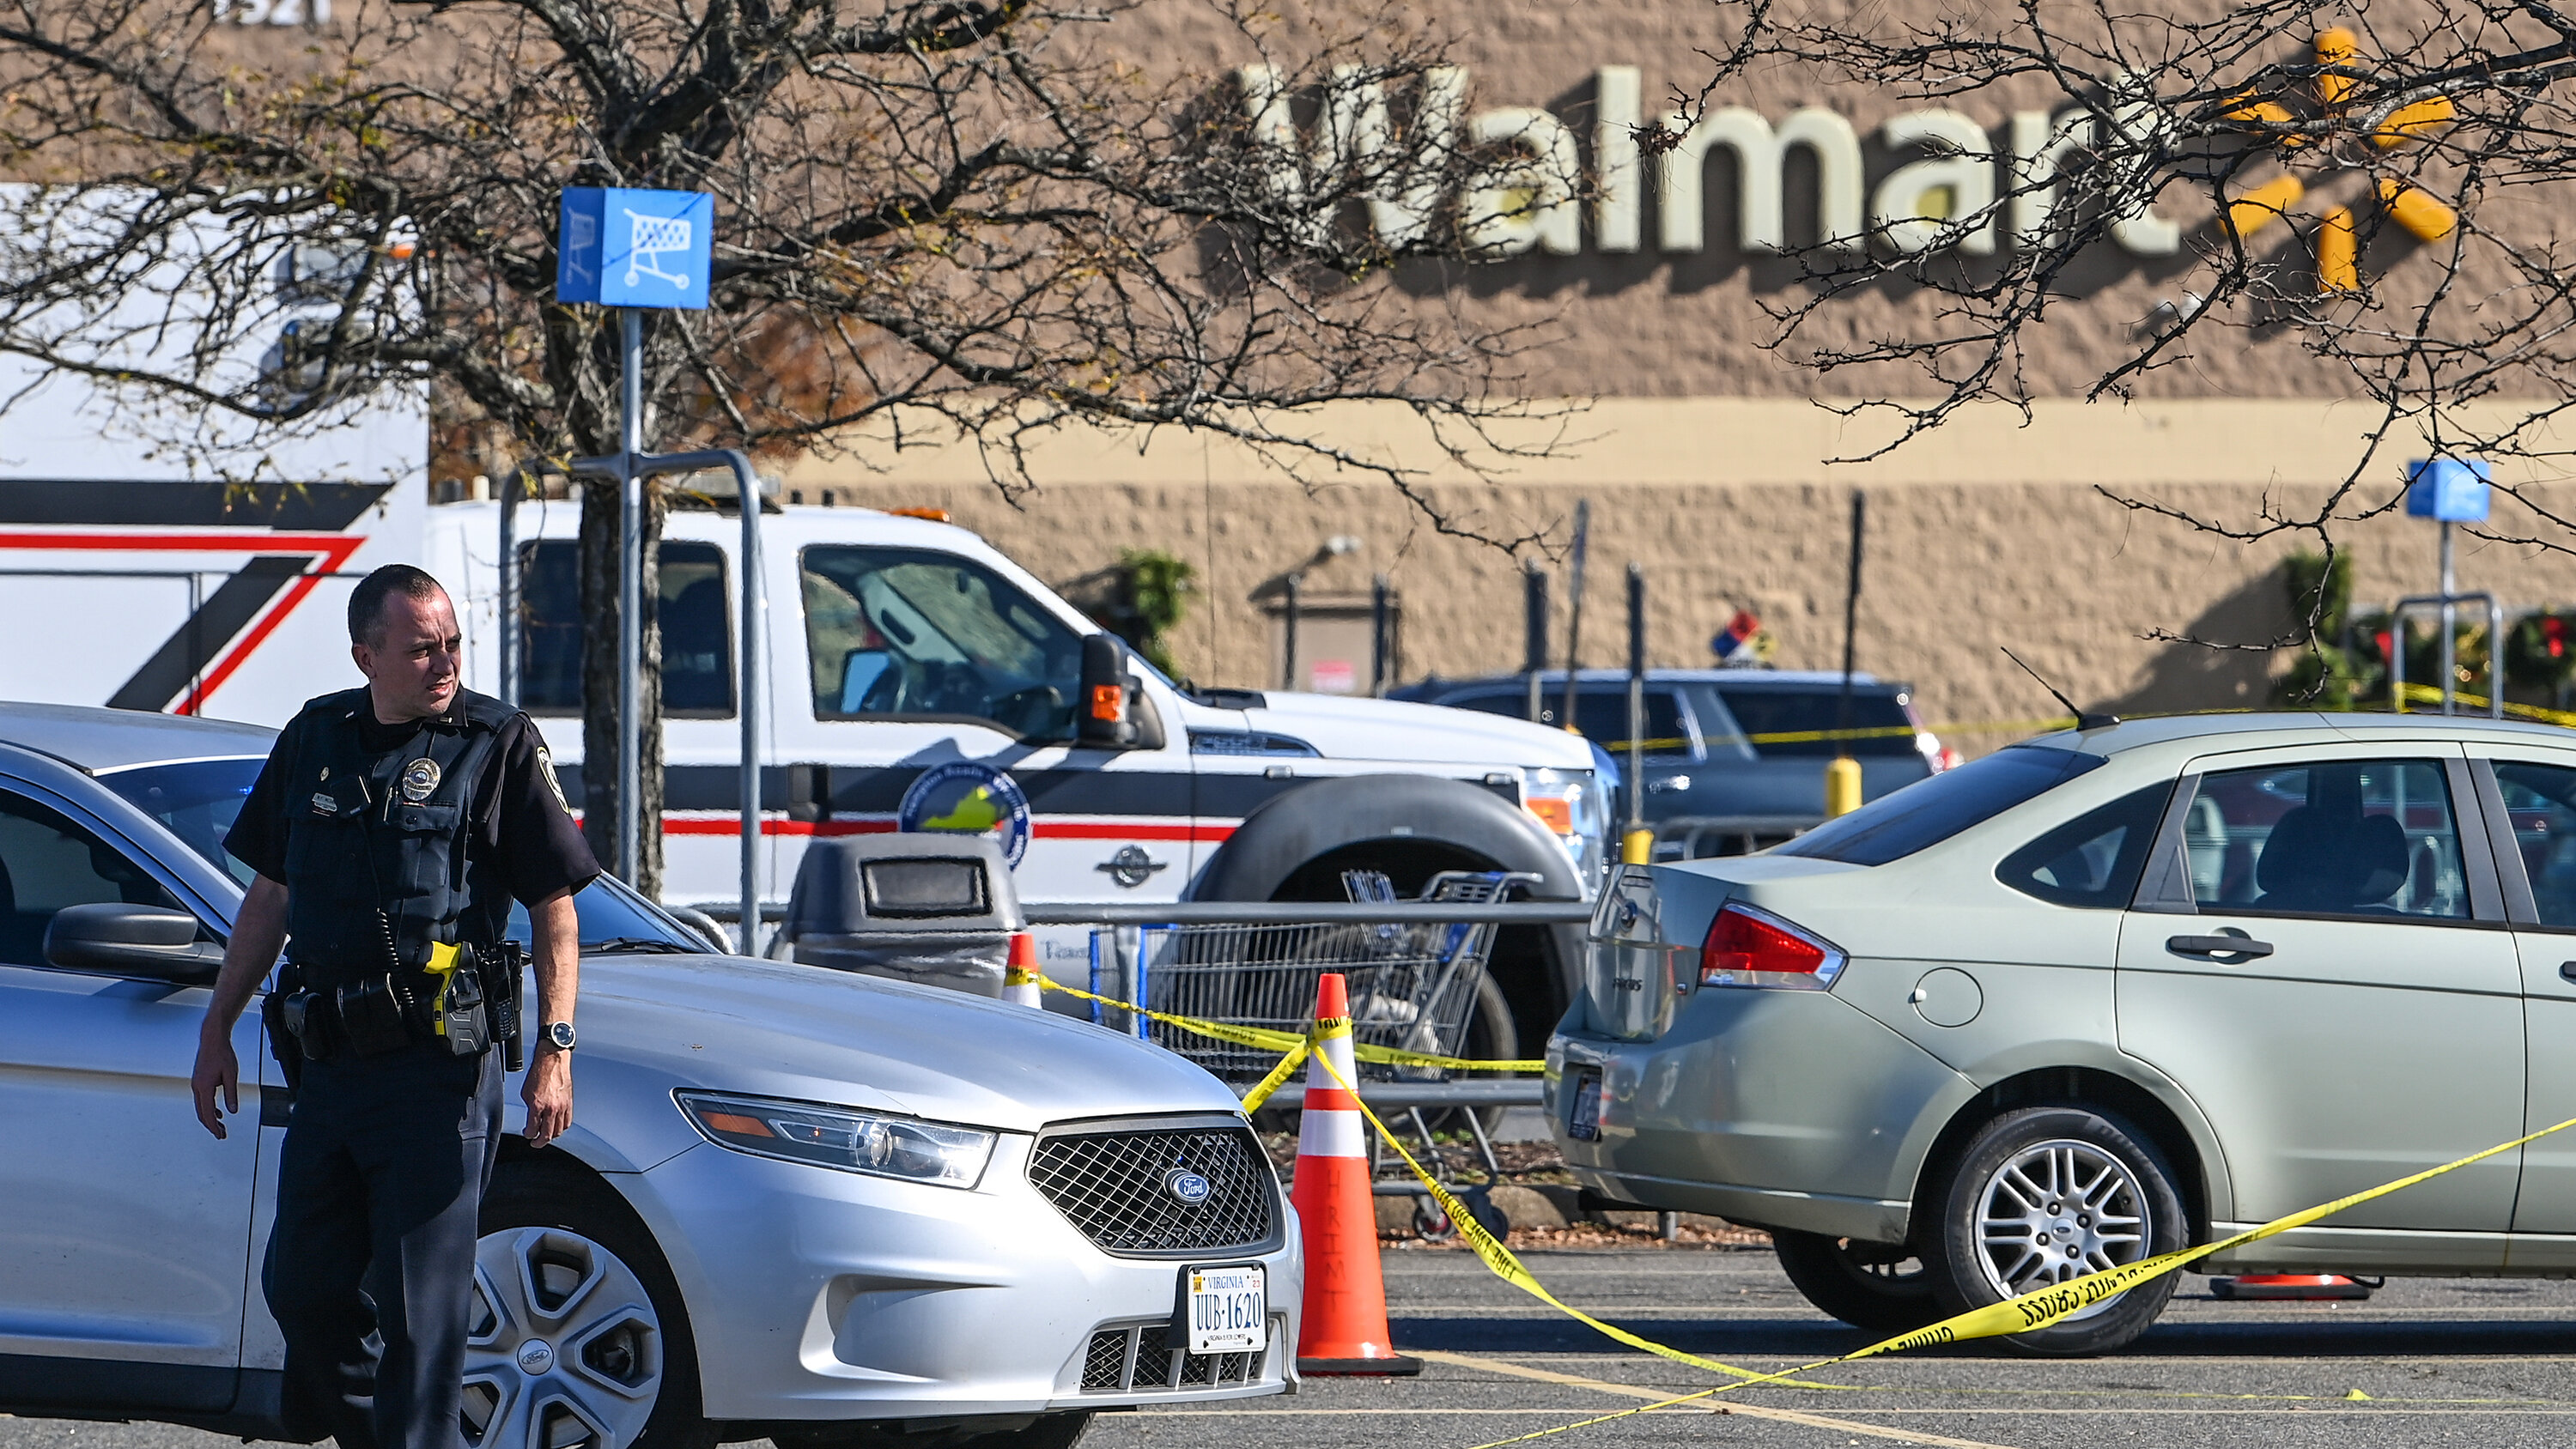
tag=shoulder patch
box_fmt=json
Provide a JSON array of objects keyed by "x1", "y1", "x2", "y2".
[{"x1": 536, "y1": 744, "x2": 571, "y2": 814}]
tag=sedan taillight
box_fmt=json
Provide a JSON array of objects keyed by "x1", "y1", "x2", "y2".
[{"x1": 1700, "y1": 903, "x2": 1847, "y2": 991}]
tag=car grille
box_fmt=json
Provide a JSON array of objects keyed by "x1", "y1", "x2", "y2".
[
  {"x1": 1078, "y1": 1324, "x2": 1268, "y2": 1393},
  {"x1": 1027, "y1": 1121, "x2": 1280, "y2": 1257}
]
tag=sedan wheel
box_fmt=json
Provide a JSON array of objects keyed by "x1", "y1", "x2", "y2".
[
  {"x1": 471, "y1": 1165, "x2": 715, "y2": 1449},
  {"x1": 1928, "y1": 1106, "x2": 2185, "y2": 1356}
]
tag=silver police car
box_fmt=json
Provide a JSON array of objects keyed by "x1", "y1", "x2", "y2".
[{"x1": 0, "y1": 703, "x2": 1297, "y2": 1448}]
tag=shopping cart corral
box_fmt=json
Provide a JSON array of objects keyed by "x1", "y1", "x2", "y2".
[{"x1": 1033, "y1": 871, "x2": 1575, "y2": 1240}]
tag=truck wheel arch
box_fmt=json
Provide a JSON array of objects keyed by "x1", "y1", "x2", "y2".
[{"x1": 1189, "y1": 773, "x2": 1587, "y2": 1052}]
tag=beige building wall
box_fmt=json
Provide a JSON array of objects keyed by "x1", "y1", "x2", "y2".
[
  {"x1": 789, "y1": 397, "x2": 2576, "y2": 752},
  {"x1": 778, "y1": 0, "x2": 2574, "y2": 746}
]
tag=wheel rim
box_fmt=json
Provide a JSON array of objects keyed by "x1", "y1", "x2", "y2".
[
  {"x1": 1971, "y1": 1138, "x2": 2152, "y2": 1323},
  {"x1": 463, "y1": 1226, "x2": 665, "y2": 1449}
]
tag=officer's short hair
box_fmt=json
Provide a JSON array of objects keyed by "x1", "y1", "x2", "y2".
[{"x1": 349, "y1": 565, "x2": 449, "y2": 647}]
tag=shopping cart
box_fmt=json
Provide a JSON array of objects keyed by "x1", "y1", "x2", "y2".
[
  {"x1": 623, "y1": 209, "x2": 693, "y2": 289},
  {"x1": 1110, "y1": 870, "x2": 1536, "y2": 1084},
  {"x1": 1089, "y1": 870, "x2": 1536, "y2": 1238}
]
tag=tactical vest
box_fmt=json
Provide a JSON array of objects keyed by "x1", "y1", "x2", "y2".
[{"x1": 280, "y1": 688, "x2": 517, "y2": 988}]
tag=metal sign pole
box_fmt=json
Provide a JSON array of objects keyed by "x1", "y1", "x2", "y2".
[
  {"x1": 1557, "y1": 499, "x2": 1590, "y2": 736},
  {"x1": 736, "y1": 464, "x2": 762, "y2": 953},
  {"x1": 496, "y1": 470, "x2": 519, "y2": 708},
  {"x1": 617, "y1": 308, "x2": 645, "y2": 883},
  {"x1": 2439, "y1": 519, "x2": 2458, "y2": 717}
]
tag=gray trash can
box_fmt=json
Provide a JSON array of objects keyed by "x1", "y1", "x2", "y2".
[{"x1": 778, "y1": 835, "x2": 1024, "y2": 997}]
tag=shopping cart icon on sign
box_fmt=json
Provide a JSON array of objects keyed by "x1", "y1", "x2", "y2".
[
  {"x1": 563, "y1": 211, "x2": 596, "y2": 283},
  {"x1": 623, "y1": 209, "x2": 692, "y2": 290}
]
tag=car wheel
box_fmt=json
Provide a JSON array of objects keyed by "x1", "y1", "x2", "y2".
[
  {"x1": 773, "y1": 1412, "x2": 1094, "y2": 1449},
  {"x1": 1770, "y1": 1229, "x2": 1941, "y2": 1334},
  {"x1": 467, "y1": 1162, "x2": 716, "y2": 1449},
  {"x1": 1926, "y1": 1106, "x2": 2186, "y2": 1356}
]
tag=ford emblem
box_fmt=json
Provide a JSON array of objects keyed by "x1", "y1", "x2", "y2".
[{"x1": 1164, "y1": 1168, "x2": 1212, "y2": 1206}]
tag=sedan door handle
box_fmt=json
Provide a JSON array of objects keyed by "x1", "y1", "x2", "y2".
[
  {"x1": 2558, "y1": 961, "x2": 2576, "y2": 985},
  {"x1": 2166, "y1": 933, "x2": 2274, "y2": 961}
]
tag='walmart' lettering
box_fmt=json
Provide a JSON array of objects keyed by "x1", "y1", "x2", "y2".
[{"x1": 1238, "y1": 66, "x2": 2182, "y2": 260}]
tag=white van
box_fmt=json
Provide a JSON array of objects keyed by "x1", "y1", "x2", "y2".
[{"x1": 422, "y1": 502, "x2": 1609, "y2": 1054}]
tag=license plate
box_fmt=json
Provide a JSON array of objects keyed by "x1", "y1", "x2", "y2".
[
  {"x1": 1567, "y1": 1071, "x2": 1602, "y2": 1142},
  {"x1": 1182, "y1": 1264, "x2": 1267, "y2": 1354}
]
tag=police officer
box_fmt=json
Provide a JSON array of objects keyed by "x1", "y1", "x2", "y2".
[{"x1": 190, "y1": 563, "x2": 598, "y2": 1449}]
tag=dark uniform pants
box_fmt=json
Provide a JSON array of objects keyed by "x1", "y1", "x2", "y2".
[{"x1": 266, "y1": 1042, "x2": 504, "y2": 1449}]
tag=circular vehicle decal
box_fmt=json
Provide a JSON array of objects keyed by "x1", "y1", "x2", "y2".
[{"x1": 896, "y1": 761, "x2": 1033, "y2": 867}]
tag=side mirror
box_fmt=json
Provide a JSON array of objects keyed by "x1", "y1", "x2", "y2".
[
  {"x1": 45, "y1": 903, "x2": 225, "y2": 982},
  {"x1": 1078, "y1": 634, "x2": 1142, "y2": 749}
]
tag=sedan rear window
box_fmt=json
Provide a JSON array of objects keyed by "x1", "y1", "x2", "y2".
[
  {"x1": 1773, "y1": 746, "x2": 2106, "y2": 866},
  {"x1": 1996, "y1": 785, "x2": 2172, "y2": 907}
]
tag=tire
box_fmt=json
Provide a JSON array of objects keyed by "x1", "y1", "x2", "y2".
[
  {"x1": 1771, "y1": 1229, "x2": 1941, "y2": 1334},
  {"x1": 468, "y1": 1162, "x2": 718, "y2": 1449},
  {"x1": 1924, "y1": 1106, "x2": 2187, "y2": 1356},
  {"x1": 772, "y1": 1412, "x2": 1093, "y2": 1449}
]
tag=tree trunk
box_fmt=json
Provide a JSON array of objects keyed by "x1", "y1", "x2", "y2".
[{"x1": 577, "y1": 471, "x2": 665, "y2": 899}]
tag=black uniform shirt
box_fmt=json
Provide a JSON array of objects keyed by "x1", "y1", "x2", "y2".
[{"x1": 227, "y1": 706, "x2": 599, "y2": 906}]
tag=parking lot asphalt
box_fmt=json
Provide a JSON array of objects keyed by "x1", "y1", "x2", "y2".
[
  {"x1": 15, "y1": 1244, "x2": 2576, "y2": 1449},
  {"x1": 1095, "y1": 1244, "x2": 2576, "y2": 1449}
]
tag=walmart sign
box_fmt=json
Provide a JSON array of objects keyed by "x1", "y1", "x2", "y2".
[{"x1": 1239, "y1": 65, "x2": 2181, "y2": 260}]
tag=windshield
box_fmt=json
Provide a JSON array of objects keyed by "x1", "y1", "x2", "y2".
[
  {"x1": 506, "y1": 878, "x2": 706, "y2": 954},
  {"x1": 100, "y1": 758, "x2": 264, "y2": 888},
  {"x1": 99, "y1": 758, "x2": 702, "y2": 952},
  {"x1": 1773, "y1": 744, "x2": 2107, "y2": 866}
]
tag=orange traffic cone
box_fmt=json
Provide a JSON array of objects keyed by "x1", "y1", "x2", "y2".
[
  {"x1": 2211, "y1": 1274, "x2": 2372, "y2": 1300},
  {"x1": 1001, "y1": 932, "x2": 1042, "y2": 1009},
  {"x1": 1291, "y1": 973, "x2": 1421, "y2": 1376}
]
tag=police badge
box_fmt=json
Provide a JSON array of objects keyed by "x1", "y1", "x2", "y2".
[{"x1": 400, "y1": 756, "x2": 442, "y2": 803}]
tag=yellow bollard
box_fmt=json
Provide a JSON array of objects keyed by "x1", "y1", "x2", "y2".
[
  {"x1": 1621, "y1": 828, "x2": 1654, "y2": 866},
  {"x1": 1824, "y1": 756, "x2": 1863, "y2": 818}
]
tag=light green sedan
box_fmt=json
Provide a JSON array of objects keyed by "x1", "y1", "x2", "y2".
[{"x1": 1549, "y1": 712, "x2": 2576, "y2": 1354}]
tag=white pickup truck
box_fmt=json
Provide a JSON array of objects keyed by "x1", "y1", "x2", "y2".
[
  {"x1": 0, "y1": 481, "x2": 1605, "y2": 1052},
  {"x1": 416, "y1": 502, "x2": 1609, "y2": 1054}
]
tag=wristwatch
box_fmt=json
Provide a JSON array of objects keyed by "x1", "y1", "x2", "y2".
[{"x1": 542, "y1": 1021, "x2": 577, "y2": 1053}]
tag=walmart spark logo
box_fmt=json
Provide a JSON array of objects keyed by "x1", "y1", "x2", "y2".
[{"x1": 2220, "y1": 28, "x2": 2460, "y2": 292}]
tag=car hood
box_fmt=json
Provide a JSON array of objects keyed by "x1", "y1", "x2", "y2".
[
  {"x1": 580, "y1": 953, "x2": 1243, "y2": 1136},
  {"x1": 1233, "y1": 691, "x2": 1595, "y2": 772}
]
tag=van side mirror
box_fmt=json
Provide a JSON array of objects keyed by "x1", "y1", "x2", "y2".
[
  {"x1": 1078, "y1": 634, "x2": 1143, "y2": 749},
  {"x1": 45, "y1": 903, "x2": 225, "y2": 982}
]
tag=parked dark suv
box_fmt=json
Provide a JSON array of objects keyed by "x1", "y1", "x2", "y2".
[{"x1": 1393, "y1": 670, "x2": 1952, "y2": 856}]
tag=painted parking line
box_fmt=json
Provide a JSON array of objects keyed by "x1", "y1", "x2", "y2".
[{"x1": 1412, "y1": 1348, "x2": 2021, "y2": 1449}]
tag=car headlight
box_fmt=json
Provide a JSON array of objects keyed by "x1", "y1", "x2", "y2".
[
  {"x1": 677, "y1": 1091, "x2": 997, "y2": 1189},
  {"x1": 1525, "y1": 767, "x2": 1611, "y2": 888}
]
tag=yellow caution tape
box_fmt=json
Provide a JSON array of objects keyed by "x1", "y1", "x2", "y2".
[
  {"x1": 1034, "y1": 975, "x2": 1542, "y2": 1074},
  {"x1": 1236, "y1": 1038, "x2": 1309, "y2": 1113},
  {"x1": 1447, "y1": 1106, "x2": 2576, "y2": 1449},
  {"x1": 2395, "y1": 682, "x2": 2576, "y2": 727}
]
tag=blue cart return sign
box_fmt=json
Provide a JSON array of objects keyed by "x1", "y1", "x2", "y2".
[
  {"x1": 2406, "y1": 458, "x2": 2492, "y2": 523},
  {"x1": 557, "y1": 188, "x2": 713, "y2": 309}
]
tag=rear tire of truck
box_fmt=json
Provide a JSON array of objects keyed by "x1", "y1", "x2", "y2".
[{"x1": 1771, "y1": 1229, "x2": 1941, "y2": 1334}]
